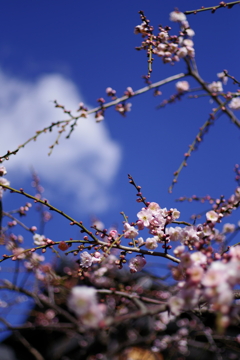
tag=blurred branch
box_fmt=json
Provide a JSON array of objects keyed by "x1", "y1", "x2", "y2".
[{"x1": 0, "y1": 280, "x2": 80, "y2": 327}]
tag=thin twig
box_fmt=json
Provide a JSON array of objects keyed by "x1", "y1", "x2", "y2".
[
  {"x1": 185, "y1": 1, "x2": 240, "y2": 15},
  {"x1": 0, "y1": 73, "x2": 187, "y2": 162}
]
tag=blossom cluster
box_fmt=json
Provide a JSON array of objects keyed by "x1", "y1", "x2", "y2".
[
  {"x1": 135, "y1": 10, "x2": 195, "y2": 65},
  {"x1": 169, "y1": 245, "x2": 240, "y2": 330}
]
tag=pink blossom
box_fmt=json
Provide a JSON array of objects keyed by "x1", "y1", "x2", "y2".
[
  {"x1": 136, "y1": 220, "x2": 144, "y2": 230},
  {"x1": 129, "y1": 255, "x2": 146, "y2": 273},
  {"x1": 145, "y1": 237, "x2": 158, "y2": 250},
  {"x1": 181, "y1": 226, "x2": 200, "y2": 244},
  {"x1": 190, "y1": 251, "x2": 207, "y2": 265},
  {"x1": 137, "y1": 208, "x2": 153, "y2": 227},
  {"x1": 123, "y1": 223, "x2": 138, "y2": 239},
  {"x1": 137, "y1": 237, "x2": 144, "y2": 246},
  {"x1": 147, "y1": 202, "x2": 161, "y2": 215},
  {"x1": 92, "y1": 251, "x2": 102, "y2": 264},
  {"x1": 173, "y1": 245, "x2": 185, "y2": 257},
  {"x1": 80, "y1": 251, "x2": 93, "y2": 268},
  {"x1": 109, "y1": 229, "x2": 118, "y2": 239},
  {"x1": 180, "y1": 252, "x2": 193, "y2": 269},
  {"x1": 150, "y1": 213, "x2": 165, "y2": 228},
  {"x1": 206, "y1": 210, "x2": 219, "y2": 223},
  {"x1": 166, "y1": 227, "x2": 182, "y2": 242}
]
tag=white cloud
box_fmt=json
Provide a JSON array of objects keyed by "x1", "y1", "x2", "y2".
[{"x1": 0, "y1": 69, "x2": 122, "y2": 213}]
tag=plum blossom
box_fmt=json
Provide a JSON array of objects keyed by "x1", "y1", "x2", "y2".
[
  {"x1": 80, "y1": 251, "x2": 93, "y2": 268},
  {"x1": 223, "y1": 223, "x2": 235, "y2": 233},
  {"x1": 169, "y1": 11, "x2": 186, "y2": 23},
  {"x1": 166, "y1": 227, "x2": 182, "y2": 242},
  {"x1": 159, "y1": 31, "x2": 169, "y2": 41},
  {"x1": 108, "y1": 229, "x2": 118, "y2": 239},
  {"x1": 173, "y1": 245, "x2": 185, "y2": 257},
  {"x1": 170, "y1": 208, "x2": 181, "y2": 220},
  {"x1": 208, "y1": 81, "x2": 223, "y2": 93},
  {"x1": 129, "y1": 255, "x2": 146, "y2": 273},
  {"x1": 123, "y1": 223, "x2": 138, "y2": 239},
  {"x1": 145, "y1": 237, "x2": 158, "y2": 250},
  {"x1": 175, "y1": 81, "x2": 189, "y2": 93},
  {"x1": 134, "y1": 22, "x2": 148, "y2": 35},
  {"x1": 190, "y1": 251, "x2": 207, "y2": 265},
  {"x1": 33, "y1": 234, "x2": 46, "y2": 246},
  {"x1": 177, "y1": 47, "x2": 188, "y2": 58},
  {"x1": 181, "y1": 226, "x2": 200, "y2": 245},
  {"x1": 206, "y1": 210, "x2": 219, "y2": 223},
  {"x1": 229, "y1": 97, "x2": 240, "y2": 110},
  {"x1": 217, "y1": 71, "x2": 228, "y2": 85},
  {"x1": 148, "y1": 202, "x2": 161, "y2": 215},
  {"x1": 137, "y1": 237, "x2": 144, "y2": 246},
  {"x1": 185, "y1": 28, "x2": 195, "y2": 37},
  {"x1": 137, "y1": 208, "x2": 153, "y2": 227},
  {"x1": 183, "y1": 39, "x2": 194, "y2": 48}
]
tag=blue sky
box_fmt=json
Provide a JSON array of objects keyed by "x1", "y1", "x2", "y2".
[{"x1": 0, "y1": 0, "x2": 240, "y2": 335}]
